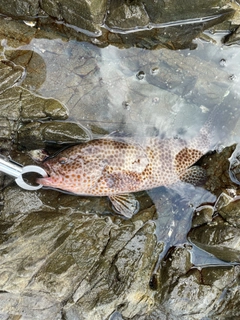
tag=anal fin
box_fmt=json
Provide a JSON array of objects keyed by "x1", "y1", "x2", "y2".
[
  {"x1": 109, "y1": 194, "x2": 139, "y2": 218},
  {"x1": 179, "y1": 166, "x2": 207, "y2": 186}
]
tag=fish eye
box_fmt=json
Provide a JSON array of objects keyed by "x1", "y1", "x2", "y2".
[{"x1": 59, "y1": 157, "x2": 68, "y2": 164}]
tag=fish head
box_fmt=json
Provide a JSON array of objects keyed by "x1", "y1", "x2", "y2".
[{"x1": 37, "y1": 148, "x2": 82, "y2": 191}]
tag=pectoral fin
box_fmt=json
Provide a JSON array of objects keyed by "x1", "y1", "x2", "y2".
[
  {"x1": 109, "y1": 194, "x2": 139, "y2": 218},
  {"x1": 179, "y1": 166, "x2": 207, "y2": 186}
]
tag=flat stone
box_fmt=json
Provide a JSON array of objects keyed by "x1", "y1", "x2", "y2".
[
  {"x1": 188, "y1": 218, "x2": 240, "y2": 263},
  {"x1": 0, "y1": 60, "x2": 24, "y2": 94},
  {"x1": 0, "y1": 185, "x2": 160, "y2": 319},
  {"x1": 154, "y1": 246, "x2": 240, "y2": 319},
  {"x1": 40, "y1": 0, "x2": 108, "y2": 34},
  {"x1": 18, "y1": 121, "x2": 90, "y2": 149}
]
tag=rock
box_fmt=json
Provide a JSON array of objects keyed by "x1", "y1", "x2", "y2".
[
  {"x1": 18, "y1": 121, "x2": 90, "y2": 149},
  {"x1": 0, "y1": 185, "x2": 161, "y2": 319},
  {"x1": 0, "y1": 0, "x2": 40, "y2": 17},
  {"x1": 0, "y1": 292, "x2": 62, "y2": 320},
  {"x1": 188, "y1": 217, "x2": 240, "y2": 262},
  {"x1": 224, "y1": 25, "x2": 240, "y2": 45},
  {"x1": 143, "y1": 0, "x2": 230, "y2": 24},
  {"x1": 229, "y1": 144, "x2": 240, "y2": 186},
  {"x1": 106, "y1": 9, "x2": 235, "y2": 50},
  {"x1": 0, "y1": 52, "x2": 76, "y2": 150},
  {"x1": 106, "y1": 0, "x2": 232, "y2": 29},
  {"x1": 4, "y1": 49, "x2": 47, "y2": 90},
  {"x1": 41, "y1": 0, "x2": 108, "y2": 34},
  {"x1": 160, "y1": 247, "x2": 193, "y2": 298},
  {"x1": 104, "y1": 1, "x2": 235, "y2": 49},
  {"x1": 20, "y1": 88, "x2": 68, "y2": 121},
  {"x1": 153, "y1": 246, "x2": 240, "y2": 319},
  {"x1": 0, "y1": 119, "x2": 12, "y2": 141},
  {"x1": 105, "y1": 2, "x2": 149, "y2": 30},
  {"x1": 217, "y1": 193, "x2": 240, "y2": 228},
  {"x1": 0, "y1": 60, "x2": 24, "y2": 94},
  {"x1": 191, "y1": 205, "x2": 214, "y2": 228},
  {"x1": 0, "y1": 86, "x2": 69, "y2": 147},
  {"x1": 199, "y1": 145, "x2": 237, "y2": 196},
  {"x1": 62, "y1": 221, "x2": 161, "y2": 320},
  {"x1": 0, "y1": 2, "x2": 240, "y2": 318},
  {"x1": 0, "y1": 0, "x2": 108, "y2": 35},
  {"x1": 0, "y1": 0, "x2": 236, "y2": 49},
  {"x1": 188, "y1": 192, "x2": 240, "y2": 263}
]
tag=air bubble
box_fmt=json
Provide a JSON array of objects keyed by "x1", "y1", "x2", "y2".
[
  {"x1": 122, "y1": 101, "x2": 130, "y2": 110},
  {"x1": 152, "y1": 97, "x2": 159, "y2": 103},
  {"x1": 136, "y1": 70, "x2": 145, "y2": 80},
  {"x1": 219, "y1": 58, "x2": 226, "y2": 67},
  {"x1": 229, "y1": 74, "x2": 237, "y2": 81},
  {"x1": 150, "y1": 67, "x2": 159, "y2": 75}
]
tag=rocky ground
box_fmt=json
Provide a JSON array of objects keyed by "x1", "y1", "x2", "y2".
[{"x1": 1, "y1": 1, "x2": 240, "y2": 319}]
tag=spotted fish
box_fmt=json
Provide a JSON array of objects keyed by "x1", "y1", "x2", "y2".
[{"x1": 37, "y1": 120, "x2": 211, "y2": 218}]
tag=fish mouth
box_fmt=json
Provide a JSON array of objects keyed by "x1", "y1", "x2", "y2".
[{"x1": 37, "y1": 176, "x2": 53, "y2": 187}]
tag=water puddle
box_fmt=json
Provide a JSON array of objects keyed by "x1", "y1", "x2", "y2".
[{"x1": 2, "y1": 33, "x2": 240, "y2": 264}]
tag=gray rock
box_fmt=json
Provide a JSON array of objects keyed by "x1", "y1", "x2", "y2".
[
  {"x1": 0, "y1": 0, "x2": 40, "y2": 17},
  {"x1": 41, "y1": 0, "x2": 108, "y2": 34},
  {"x1": 18, "y1": 121, "x2": 90, "y2": 149},
  {"x1": 0, "y1": 291, "x2": 62, "y2": 320},
  {"x1": 106, "y1": 0, "x2": 232, "y2": 31},
  {"x1": 224, "y1": 25, "x2": 240, "y2": 45},
  {"x1": 0, "y1": 185, "x2": 160, "y2": 319},
  {"x1": 191, "y1": 205, "x2": 214, "y2": 228},
  {"x1": 0, "y1": 0, "x2": 236, "y2": 49},
  {"x1": 4, "y1": 49, "x2": 47, "y2": 90},
  {"x1": 189, "y1": 218, "x2": 240, "y2": 262},
  {"x1": 0, "y1": 86, "x2": 68, "y2": 121},
  {"x1": 217, "y1": 193, "x2": 240, "y2": 228},
  {"x1": 0, "y1": 60, "x2": 24, "y2": 94},
  {"x1": 189, "y1": 192, "x2": 240, "y2": 263},
  {"x1": 154, "y1": 246, "x2": 240, "y2": 319},
  {"x1": 104, "y1": 1, "x2": 234, "y2": 49},
  {"x1": 0, "y1": 50, "x2": 93, "y2": 150},
  {"x1": 0, "y1": 85, "x2": 70, "y2": 149},
  {"x1": 0, "y1": 0, "x2": 108, "y2": 35},
  {"x1": 62, "y1": 220, "x2": 161, "y2": 320},
  {"x1": 106, "y1": 1, "x2": 149, "y2": 30}
]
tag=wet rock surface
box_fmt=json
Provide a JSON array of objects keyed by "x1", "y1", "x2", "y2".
[
  {"x1": 200, "y1": 145, "x2": 237, "y2": 196},
  {"x1": 151, "y1": 246, "x2": 240, "y2": 320},
  {"x1": 18, "y1": 121, "x2": 90, "y2": 149},
  {"x1": 0, "y1": 0, "x2": 237, "y2": 49},
  {"x1": 1, "y1": 1, "x2": 240, "y2": 319},
  {"x1": 0, "y1": 46, "x2": 92, "y2": 151},
  {"x1": 224, "y1": 25, "x2": 240, "y2": 45},
  {"x1": 189, "y1": 190, "x2": 240, "y2": 263},
  {"x1": 188, "y1": 146, "x2": 240, "y2": 264},
  {"x1": 0, "y1": 186, "x2": 160, "y2": 319}
]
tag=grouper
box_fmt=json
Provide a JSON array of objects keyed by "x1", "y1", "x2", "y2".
[{"x1": 37, "y1": 118, "x2": 211, "y2": 218}]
